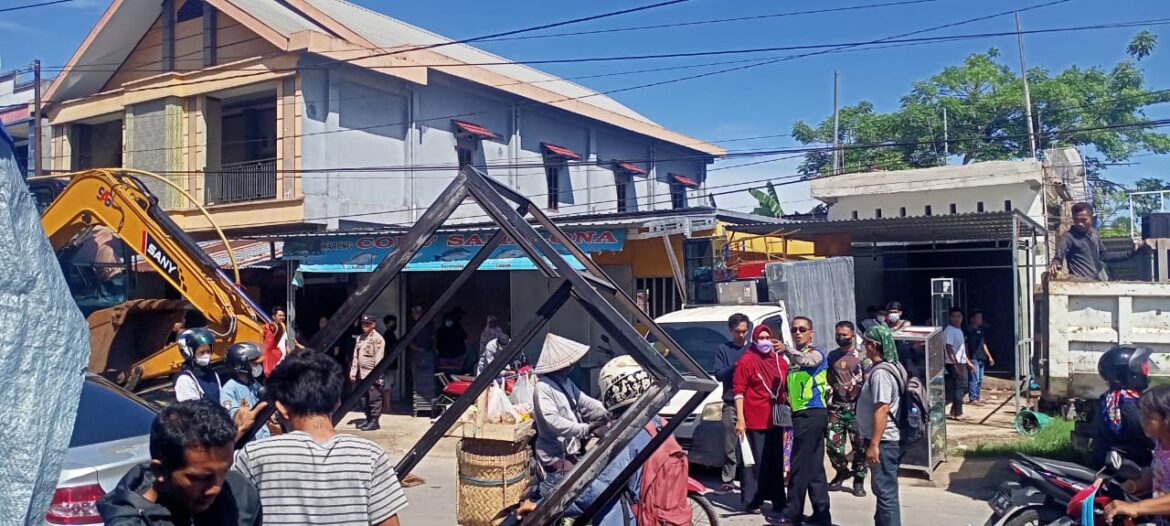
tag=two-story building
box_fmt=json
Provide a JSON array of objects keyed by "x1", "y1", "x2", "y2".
[
  {"x1": 43, "y1": 0, "x2": 735, "y2": 385},
  {"x1": 44, "y1": 0, "x2": 723, "y2": 236}
]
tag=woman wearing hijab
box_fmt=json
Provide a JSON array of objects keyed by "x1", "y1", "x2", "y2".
[
  {"x1": 732, "y1": 324, "x2": 789, "y2": 515},
  {"x1": 858, "y1": 325, "x2": 909, "y2": 526}
]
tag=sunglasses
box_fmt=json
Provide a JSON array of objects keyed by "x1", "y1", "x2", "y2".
[{"x1": 790, "y1": 326, "x2": 811, "y2": 334}]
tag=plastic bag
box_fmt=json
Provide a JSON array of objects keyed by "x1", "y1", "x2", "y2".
[
  {"x1": 485, "y1": 381, "x2": 519, "y2": 424},
  {"x1": 510, "y1": 373, "x2": 535, "y2": 412},
  {"x1": 740, "y1": 434, "x2": 755, "y2": 467}
]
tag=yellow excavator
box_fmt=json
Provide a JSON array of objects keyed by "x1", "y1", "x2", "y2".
[{"x1": 34, "y1": 168, "x2": 270, "y2": 391}]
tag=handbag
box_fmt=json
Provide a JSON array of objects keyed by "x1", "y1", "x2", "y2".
[{"x1": 758, "y1": 352, "x2": 793, "y2": 428}]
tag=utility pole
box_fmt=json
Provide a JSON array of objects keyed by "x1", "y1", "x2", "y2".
[
  {"x1": 1015, "y1": 12, "x2": 1037, "y2": 159},
  {"x1": 832, "y1": 70, "x2": 841, "y2": 175},
  {"x1": 942, "y1": 106, "x2": 949, "y2": 163},
  {"x1": 33, "y1": 59, "x2": 43, "y2": 177}
]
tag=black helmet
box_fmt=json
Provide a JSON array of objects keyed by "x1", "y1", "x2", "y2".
[
  {"x1": 176, "y1": 328, "x2": 216, "y2": 362},
  {"x1": 1098, "y1": 346, "x2": 1154, "y2": 390},
  {"x1": 225, "y1": 342, "x2": 263, "y2": 376}
]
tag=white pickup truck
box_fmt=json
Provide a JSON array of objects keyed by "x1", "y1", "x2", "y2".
[{"x1": 651, "y1": 304, "x2": 792, "y2": 468}]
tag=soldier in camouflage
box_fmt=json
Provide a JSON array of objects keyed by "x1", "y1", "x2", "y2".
[{"x1": 826, "y1": 321, "x2": 867, "y2": 497}]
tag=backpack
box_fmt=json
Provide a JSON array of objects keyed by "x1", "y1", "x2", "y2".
[
  {"x1": 872, "y1": 361, "x2": 928, "y2": 446},
  {"x1": 631, "y1": 419, "x2": 691, "y2": 526}
]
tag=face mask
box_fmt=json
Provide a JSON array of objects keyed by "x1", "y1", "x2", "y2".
[
  {"x1": 444, "y1": 320, "x2": 454, "y2": 327},
  {"x1": 251, "y1": 364, "x2": 264, "y2": 378},
  {"x1": 195, "y1": 354, "x2": 211, "y2": 367},
  {"x1": 836, "y1": 336, "x2": 853, "y2": 347},
  {"x1": 887, "y1": 312, "x2": 901, "y2": 323},
  {"x1": 756, "y1": 340, "x2": 774, "y2": 354}
]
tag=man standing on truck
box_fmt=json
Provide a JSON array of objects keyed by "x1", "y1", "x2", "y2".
[
  {"x1": 1051, "y1": 202, "x2": 1144, "y2": 280},
  {"x1": 779, "y1": 316, "x2": 832, "y2": 526},
  {"x1": 713, "y1": 312, "x2": 752, "y2": 493}
]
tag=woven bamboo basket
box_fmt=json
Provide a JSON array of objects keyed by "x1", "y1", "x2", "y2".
[{"x1": 456, "y1": 438, "x2": 531, "y2": 526}]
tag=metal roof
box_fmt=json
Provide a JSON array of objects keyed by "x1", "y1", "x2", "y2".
[
  {"x1": 133, "y1": 239, "x2": 282, "y2": 271},
  {"x1": 726, "y1": 211, "x2": 1046, "y2": 244}
]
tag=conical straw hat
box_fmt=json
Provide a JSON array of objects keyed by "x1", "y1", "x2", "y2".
[{"x1": 534, "y1": 333, "x2": 591, "y2": 374}]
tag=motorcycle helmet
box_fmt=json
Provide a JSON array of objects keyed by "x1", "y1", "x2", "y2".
[
  {"x1": 225, "y1": 342, "x2": 263, "y2": 377},
  {"x1": 598, "y1": 355, "x2": 654, "y2": 412},
  {"x1": 1098, "y1": 345, "x2": 1155, "y2": 390},
  {"x1": 176, "y1": 328, "x2": 216, "y2": 362}
]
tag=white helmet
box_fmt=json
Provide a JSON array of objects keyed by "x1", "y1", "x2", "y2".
[{"x1": 598, "y1": 355, "x2": 654, "y2": 411}]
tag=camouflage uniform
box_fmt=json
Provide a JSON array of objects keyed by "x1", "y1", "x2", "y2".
[{"x1": 826, "y1": 346, "x2": 867, "y2": 484}]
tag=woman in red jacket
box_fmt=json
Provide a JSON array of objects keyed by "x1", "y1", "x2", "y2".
[{"x1": 733, "y1": 324, "x2": 789, "y2": 515}]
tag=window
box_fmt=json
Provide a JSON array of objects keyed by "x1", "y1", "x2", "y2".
[
  {"x1": 851, "y1": 210, "x2": 859, "y2": 219},
  {"x1": 875, "y1": 208, "x2": 883, "y2": 218},
  {"x1": 635, "y1": 277, "x2": 682, "y2": 318},
  {"x1": 900, "y1": 207, "x2": 907, "y2": 217},
  {"x1": 616, "y1": 174, "x2": 631, "y2": 213},
  {"x1": 977, "y1": 201, "x2": 985, "y2": 212},
  {"x1": 545, "y1": 163, "x2": 565, "y2": 210},
  {"x1": 925, "y1": 205, "x2": 933, "y2": 216},
  {"x1": 177, "y1": 0, "x2": 204, "y2": 22},
  {"x1": 1004, "y1": 200, "x2": 1013, "y2": 211},
  {"x1": 670, "y1": 182, "x2": 688, "y2": 209},
  {"x1": 457, "y1": 145, "x2": 473, "y2": 169},
  {"x1": 950, "y1": 203, "x2": 957, "y2": 214}
]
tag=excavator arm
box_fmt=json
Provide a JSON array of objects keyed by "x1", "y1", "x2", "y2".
[{"x1": 39, "y1": 169, "x2": 270, "y2": 388}]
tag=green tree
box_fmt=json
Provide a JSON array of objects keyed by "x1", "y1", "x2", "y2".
[
  {"x1": 791, "y1": 33, "x2": 1170, "y2": 176},
  {"x1": 748, "y1": 181, "x2": 784, "y2": 217}
]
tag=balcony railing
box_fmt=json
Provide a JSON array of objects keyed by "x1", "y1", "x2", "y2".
[{"x1": 204, "y1": 158, "x2": 278, "y2": 205}]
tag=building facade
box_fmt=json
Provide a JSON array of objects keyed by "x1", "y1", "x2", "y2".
[{"x1": 43, "y1": 0, "x2": 723, "y2": 236}]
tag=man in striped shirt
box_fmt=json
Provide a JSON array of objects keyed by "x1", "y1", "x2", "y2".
[{"x1": 233, "y1": 351, "x2": 408, "y2": 525}]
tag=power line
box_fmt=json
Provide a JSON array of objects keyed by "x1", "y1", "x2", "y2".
[
  {"x1": 0, "y1": 0, "x2": 72, "y2": 13},
  {"x1": 479, "y1": 0, "x2": 950, "y2": 42},
  {"x1": 47, "y1": 17, "x2": 1170, "y2": 75},
  {"x1": 58, "y1": 118, "x2": 1170, "y2": 180}
]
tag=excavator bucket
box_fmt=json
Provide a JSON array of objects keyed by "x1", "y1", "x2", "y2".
[{"x1": 86, "y1": 299, "x2": 188, "y2": 388}]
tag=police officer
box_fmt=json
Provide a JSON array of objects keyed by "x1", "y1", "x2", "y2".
[
  {"x1": 350, "y1": 315, "x2": 386, "y2": 431},
  {"x1": 174, "y1": 328, "x2": 221, "y2": 403}
]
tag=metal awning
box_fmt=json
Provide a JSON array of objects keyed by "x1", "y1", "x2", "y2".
[
  {"x1": 614, "y1": 160, "x2": 648, "y2": 175},
  {"x1": 542, "y1": 142, "x2": 582, "y2": 161},
  {"x1": 726, "y1": 211, "x2": 1045, "y2": 243},
  {"x1": 133, "y1": 239, "x2": 281, "y2": 271},
  {"x1": 670, "y1": 173, "x2": 698, "y2": 188},
  {"x1": 452, "y1": 119, "x2": 499, "y2": 140}
]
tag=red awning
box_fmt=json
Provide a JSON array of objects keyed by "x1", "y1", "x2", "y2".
[
  {"x1": 615, "y1": 161, "x2": 648, "y2": 175},
  {"x1": 670, "y1": 173, "x2": 699, "y2": 188},
  {"x1": 542, "y1": 143, "x2": 582, "y2": 161},
  {"x1": 453, "y1": 119, "x2": 499, "y2": 140}
]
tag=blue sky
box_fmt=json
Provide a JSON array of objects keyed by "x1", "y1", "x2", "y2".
[{"x1": 2, "y1": 0, "x2": 1167, "y2": 214}]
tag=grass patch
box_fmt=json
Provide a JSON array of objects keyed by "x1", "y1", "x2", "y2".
[{"x1": 959, "y1": 416, "x2": 1088, "y2": 463}]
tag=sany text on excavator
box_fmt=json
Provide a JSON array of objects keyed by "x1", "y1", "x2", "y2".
[{"x1": 35, "y1": 169, "x2": 270, "y2": 391}]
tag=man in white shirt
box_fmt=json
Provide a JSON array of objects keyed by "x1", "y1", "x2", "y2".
[{"x1": 943, "y1": 308, "x2": 973, "y2": 421}]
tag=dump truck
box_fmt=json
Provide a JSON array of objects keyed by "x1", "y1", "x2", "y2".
[{"x1": 32, "y1": 169, "x2": 270, "y2": 390}]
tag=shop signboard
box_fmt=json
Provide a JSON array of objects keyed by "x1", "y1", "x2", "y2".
[{"x1": 285, "y1": 229, "x2": 626, "y2": 273}]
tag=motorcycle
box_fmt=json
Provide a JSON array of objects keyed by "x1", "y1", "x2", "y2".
[
  {"x1": 1048, "y1": 450, "x2": 1153, "y2": 526},
  {"x1": 985, "y1": 454, "x2": 1100, "y2": 526},
  {"x1": 687, "y1": 477, "x2": 720, "y2": 526}
]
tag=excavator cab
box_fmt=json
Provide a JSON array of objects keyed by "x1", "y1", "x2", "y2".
[{"x1": 32, "y1": 172, "x2": 268, "y2": 391}]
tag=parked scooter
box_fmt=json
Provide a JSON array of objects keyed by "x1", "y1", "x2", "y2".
[
  {"x1": 985, "y1": 454, "x2": 1100, "y2": 526},
  {"x1": 1048, "y1": 450, "x2": 1153, "y2": 526}
]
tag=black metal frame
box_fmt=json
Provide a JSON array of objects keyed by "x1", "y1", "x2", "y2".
[{"x1": 243, "y1": 166, "x2": 717, "y2": 523}]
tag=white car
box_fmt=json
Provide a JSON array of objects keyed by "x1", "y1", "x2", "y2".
[
  {"x1": 652, "y1": 304, "x2": 791, "y2": 468},
  {"x1": 44, "y1": 375, "x2": 155, "y2": 525}
]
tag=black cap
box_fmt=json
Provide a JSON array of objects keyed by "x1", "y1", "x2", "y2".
[{"x1": 360, "y1": 315, "x2": 376, "y2": 324}]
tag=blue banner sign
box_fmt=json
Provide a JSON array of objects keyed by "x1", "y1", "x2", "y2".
[{"x1": 286, "y1": 229, "x2": 625, "y2": 273}]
